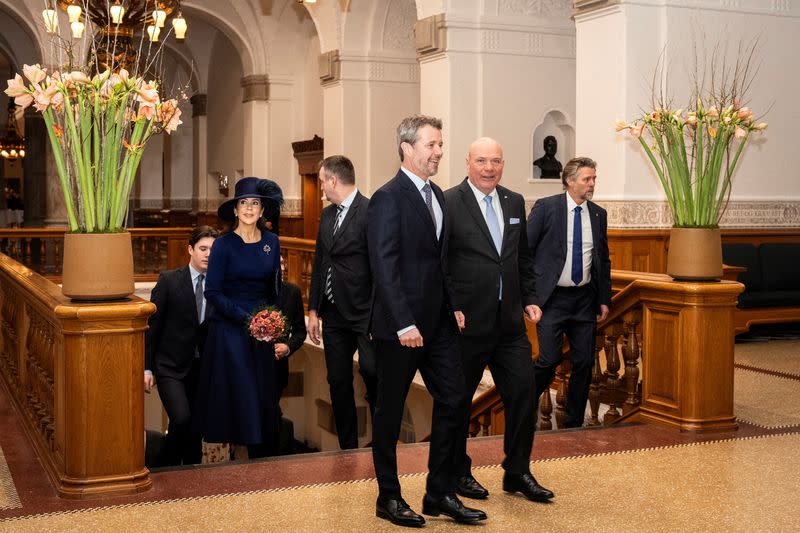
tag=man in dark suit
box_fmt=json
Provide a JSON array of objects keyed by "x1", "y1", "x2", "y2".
[
  {"x1": 144, "y1": 225, "x2": 219, "y2": 466},
  {"x1": 368, "y1": 115, "x2": 486, "y2": 527},
  {"x1": 250, "y1": 255, "x2": 308, "y2": 459},
  {"x1": 275, "y1": 256, "x2": 308, "y2": 402},
  {"x1": 445, "y1": 137, "x2": 554, "y2": 503},
  {"x1": 308, "y1": 155, "x2": 377, "y2": 450},
  {"x1": 526, "y1": 156, "x2": 611, "y2": 428}
]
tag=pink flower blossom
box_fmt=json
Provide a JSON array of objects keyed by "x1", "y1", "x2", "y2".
[
  {"x1": 14, "y1": 93, "x2": 33, "y2": 109},
  {"x1": 630, "y1": 123, "x2": 645, "y2": 138},
  {"x1": 22, "y1": 64, "x2": 46, "y2": 84},
  {"x1": 157, "y1": 99, "x2": 183, "y2": 134},
  {"x1": 734, "y1": 125, "x2": 747, "y2": 138},
  {"x1": 4, "y1": 74, "x2": 28, "y2": 97}
]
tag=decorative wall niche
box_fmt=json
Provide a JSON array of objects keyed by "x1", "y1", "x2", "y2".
[{"x1": 531, "y1": 109, "x2": 574, "y2": 181}]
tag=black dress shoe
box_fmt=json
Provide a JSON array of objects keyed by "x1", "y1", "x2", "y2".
[
  {"x1": 457, "y1": 474, "x2": 489, "y2": 500},
  {"x1": 376, "y1": 497, "x2": 425, "y2": 528},
  {"x1": 502, "y1": 472, "x2": 554, "y2": 502},
  {"x1": 422, "y1": 493, "x2": 487, "y2": 523}
]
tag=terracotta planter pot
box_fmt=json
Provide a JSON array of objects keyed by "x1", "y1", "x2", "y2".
[
  {"x1": 666, "y1": 227, "x2": 723, "y2": 281},
  {"x1": 62, "y1": 232, "x2": 135, "y2": 300}
]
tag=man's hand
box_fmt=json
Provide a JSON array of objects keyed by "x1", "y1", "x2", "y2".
[
  {"x1": 144, "y1": 372, "x2": 155, "y2": 393},
  {"x1": 454, "y1": 311, "x2": 465, "y2": 331},
  {"x1": 275, "y1": 343, "x2": 290, "y2": 360},
  {"x1": 399, "y1": 327, "x2": 424, "y2": 348},
  {"x1": 597, "y1": 304, "x2": 610, "y2": 322},
  {"x1": 525, "y1": 304, "x2": 543, "y2": 323},
  {"x1": 308, "y1": 312, "x2": 321, "y2": 345}
]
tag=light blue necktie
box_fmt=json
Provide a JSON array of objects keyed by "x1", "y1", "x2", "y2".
[
  {"x1": 484, "y1": 195, "x2": 503, "y2": 300},
  {"x1": 571, "y1": 206, "x2": 583, "y2": 285}
]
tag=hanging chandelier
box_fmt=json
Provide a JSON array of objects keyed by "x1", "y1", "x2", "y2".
[
  {"x1": 41, "y1": 1, "x2": 188, "y2": 73},
  {"x1": 0, "y1": 100, "x2": 25, "y2": 160}
]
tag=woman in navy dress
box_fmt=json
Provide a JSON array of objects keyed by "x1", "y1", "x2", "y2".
[{"x1": 194, "y1": 177, "x2": 284, "y2": 458}]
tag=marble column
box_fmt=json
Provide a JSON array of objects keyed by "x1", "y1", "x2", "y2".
[
  {"x1": 190, "y1": 94, "x2": 209, "y2": 212},
  {"x1": 241, "y1": 75, "x2": 270, "y2": 179}
]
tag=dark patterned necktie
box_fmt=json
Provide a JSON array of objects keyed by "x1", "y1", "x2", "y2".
[
  {"x1": 325, "y1": 205, "x2": 344, "y2": 303},
  {"x1": 195, "y1": 273, "x2": 204, "y2": 321},
  {"x1": 421, "y1": 182, "x2": 435, "y2": 226},
  {"x1": 571, "y1": 206, "x2": 583, "y2": 285}
]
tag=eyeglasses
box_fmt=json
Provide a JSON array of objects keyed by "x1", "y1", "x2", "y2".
[{"x1": 237, "y1": 198, "x2": 262, "y2": 208}]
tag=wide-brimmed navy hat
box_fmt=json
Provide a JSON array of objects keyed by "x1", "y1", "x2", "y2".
[{"x1": 218, "y1": 177, "x2": 284, "y2": 222}]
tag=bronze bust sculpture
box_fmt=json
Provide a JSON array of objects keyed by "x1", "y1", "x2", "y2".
[{"x1": 533, "y1": 136, "x2": 562, "y2": 179}]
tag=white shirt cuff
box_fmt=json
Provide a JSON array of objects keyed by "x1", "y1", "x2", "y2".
[{"x1": 397, "y1": 325, "x2": 416, "y2": 337}]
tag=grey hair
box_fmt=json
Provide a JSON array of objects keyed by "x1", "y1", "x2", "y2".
[
  {"x1": 396, "y1": 115, "x2": 443, "y2": 161},
  {"x1": 562, "y1": 156, "x2": 597, "y2": 188}
]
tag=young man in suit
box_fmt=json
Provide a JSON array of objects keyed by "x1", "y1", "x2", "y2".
[
  {"x1": 445, "y1": 137, "x2": 554, "y2": 503},
  {"x1": 144, "y1": 225, "x2": 219, "y2": 466},
  {"x1": 526, "y1": 157, "x2": 611, "y2": 428},
  {"x1": 308, "y1": 155, "x2": 377, "y2": 450},
  {"x1": 368, "y1": 115, "x2": 486, "y2": 527}
]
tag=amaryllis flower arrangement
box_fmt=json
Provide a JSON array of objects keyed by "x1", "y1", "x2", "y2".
[
  {"x1": 248, "y1": 307, "x2": 290, "y2": 343},
  {"x1": 615, "y1": 41, "x2": 767, "y2": 228},
  {"x1": 4, "y1": 64, "x2": 183, "y2": 232}
]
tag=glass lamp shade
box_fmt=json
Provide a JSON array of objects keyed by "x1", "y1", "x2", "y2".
[
  {"x1": 110, "y1": 2, "x2": 125, "y2": 24},
  {"x1": 172, "y1": 15, "x2": 187, "y2": 40},
  {"x1": 147, "y1": 24, "x2": 161, "y2": 42},
  {"x1": 66, "y1": 4, "x2": 82, "y2": 23},
  {"x1": 71, "y1": 20, "x2": 85, "y2": 38},
  {"x1": 152, "y1": 9, "x2": 167, "y2": 28},
  {"x1": 42, "y1": 8, "x2": 59, "y2": 33}
]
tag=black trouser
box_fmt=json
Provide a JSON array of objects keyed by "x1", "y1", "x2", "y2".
[
  {"x1": 321, "y1": 302, "x2": 377, "y2": 449},
  {"x1": 157, "y1": 360, "x2": 202, "y2": 466},
  {"x1": 534, "y1": 285, "x2": 597, "y2": 428},
  {"x1": 456, "y1": 305, "x2": 535, "y2": 476},
  {"x1": 372, "y1": 319, "x2": 466, "y2": 500}
]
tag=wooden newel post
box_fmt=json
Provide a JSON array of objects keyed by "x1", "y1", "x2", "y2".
[
  {"x1": 635, "y1": 280, "x2": 744, "y2": 432},
  {"x1": 0, "y1": 254, "x2": 155, "y2": 499},
  {"x1": 55, "y1": 301, "x2": 155, "y2": 498}
]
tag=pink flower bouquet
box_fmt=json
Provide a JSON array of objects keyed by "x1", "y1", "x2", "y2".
[{"x1": 248, "y1": 307, "x2": 289, "y2": 343}]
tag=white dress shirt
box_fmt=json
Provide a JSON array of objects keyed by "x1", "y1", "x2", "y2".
[
  {"x1": 401, "y1": 167, "x2": 443, "y2": 239},
  {"x1": 335, "y1": 188, "x2": 358, "y2": 230},
  {"x1": 558, "y1": 192, "x2": 593, "y2": 287},
  {"x1": 189, "y1": 264, "x2": 207, "y2": 322},
  {"x1": 466, "y1": 179, "x2": 504, "y2": 241}
]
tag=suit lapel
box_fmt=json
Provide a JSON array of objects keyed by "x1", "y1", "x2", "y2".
[
  {"x1": 558, "y1": 193, "x2": 568, "y2": 259},
  {"x1": 398, "y1": 172, "x2": 438, "y2": 240},
  {"x1": 332, "y1": 192, "x2": 360, "y2": 246},
  {"x1": 459, "y1": 180, "x2": 499, "y2": 257},
  {"x1": 497, "y1": 186, "x2": 514, "y2": 257}
]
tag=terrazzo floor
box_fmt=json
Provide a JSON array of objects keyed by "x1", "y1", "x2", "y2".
[{"x1": 0, "y1": 336, "x2": 798, "y2": 530}]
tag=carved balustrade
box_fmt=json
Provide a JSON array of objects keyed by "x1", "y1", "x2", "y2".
[
  {"x1": 0, "y1": 230, "x2": 318, "y2": 301},
  {"x1": 473, "y1": 270, "x2": 743, "y2": 437},
  {"x1": 0, "y1": 254, "x2": 155, "y2": 498}
]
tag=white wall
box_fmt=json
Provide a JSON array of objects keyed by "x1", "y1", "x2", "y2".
[
  {"x1": 577, "y1": 2, "x2": 800, "y2": 204},
  {"x1": 206, "y1": 34, "x2": 245, "y2": 182}
]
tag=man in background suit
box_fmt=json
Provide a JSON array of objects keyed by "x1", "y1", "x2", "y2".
[
  {"x1": 526, "y1": 156, "x2": 611, "y2": 428},
  {"x1": 250, "y1": 255, "x2": 308, "y2": 459},
  {"x1": 445, "y1": 137, "x2": 554, "y2": 502},
  {"x1": 145, "y1": 225, "x2": 219, "y2": 466},
  {"x1": 308, "y1": 155, "x2": 377, "y2": 450},
  {"x1": 275, "y1": 256, "x2": 308, "y2": 402},
  {"x1": 368, "y1": 115, "x2": 486, "y2": 527}
]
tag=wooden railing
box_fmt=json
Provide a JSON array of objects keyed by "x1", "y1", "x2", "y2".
[
  {"x1": 0, "y1": 254, "x2": 155, "y2": 498},
  {"x1": 0, "y1": 229, "x2": 317, "y2": 303},
  {"x1": 0, "y1": 228, "x2": 190, "y2": 282},
  {"x1": 470, "y1": 270, "x2": 744, "y2": 435}
]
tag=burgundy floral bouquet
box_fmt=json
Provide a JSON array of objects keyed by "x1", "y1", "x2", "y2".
[{"x1": 248, "y1": 306, "x2": 289, "y2": 343}]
